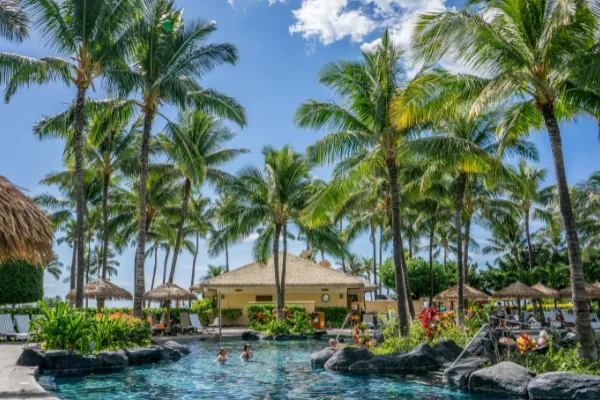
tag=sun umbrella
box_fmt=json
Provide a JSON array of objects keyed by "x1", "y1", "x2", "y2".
[
  {"x1": 558, "y1": 283, "x2": 600, "y2": 299},
  {"x1": 531, "y1": 283, "x2": 560, "y2": 299},
  {"x1": 433, "y1": 284, "x2": 490, "y2": 302},
  {"x1": 0, "y1": 176, "x2": 53, "y2": 265},
  {"x1": 492, "y1": 282, "x2": 545, "y2": 322},
  {"x1": 67, "y1": 278, "x2": 132, "y2": 311},
  {"x1": 144, "y1": 282, "x2": 197, "y2": 327}
]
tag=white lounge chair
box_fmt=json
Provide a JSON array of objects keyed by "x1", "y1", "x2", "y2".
[
  {"x1": 543, "y1": 311, "x2": 562, "y2": 328},
  {"x1": 563, "y1": 312, "x2": 576, "y2": 326},
  {"x1": 363, "y1": 313, "x2": 376, "y2": 329},
  {"x1": 190, "y1": 313, "x2": 214, "y2": 334},
  {"x1": 0, "y1": 314, "x2": 29, "y2": 340},
  {"x1": 14, "y1": 315, "x2": 31, "y2": 337}
]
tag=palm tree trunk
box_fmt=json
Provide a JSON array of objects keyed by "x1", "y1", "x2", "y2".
[
  {"x1": 191, "y1": 233, "x2": 199, "y2": 287},
  {"x1": 281, "y1": 223, "x2": 288, "y2": 313},
  {"x1": 379, "y1": 226, "x2": 383, "y2": 296},
  {"x1": 86, "y1": 238, "x2": 91, "y2": 284},
  {"x1": 371, "y1": 223, "x2": 377, "y2": 298},
  {"x1": 225, "y1": 240, "x2": 229, "y2": 272},
  {"x1": 401, "y1": 246, "x2": 415, "y2": 318},
  {"x1": 169, "y1": 178, "x2": 191, "y2": 283},
  {"x1": 148, "y1": 246, "x2": 158, "y2": 308},
  {"x1": 455, "y1": 172, "x2": 467, "y2": 326},
  {"x1": 429, "y1": 225, "x2": 435, "y2": 306},
  {"x1": 444, "y1": 247, "x2": 447, "y2": 272},
  {"x1": 133, "y1": 108, "x2": 156, "y2": 317},
  {"x1": 340, "y1": 220, "x2": 347, "y2": 273},
  {"x1": 463, "y1": 215, "x2": 471, "y2": 284},
  {"x1": 525, "y1": 209, "x2": 534, "y2": 270},
  {"x1": 101, "y1": 173, "x2": 109, "y2": 280},
  {"x1": 273, "y1": 223, "x2": 283, "y2": 320},
  {"x1": 386, "y1": 157, "x2": 410, "y2": 336},
  {"x1": 70, "y1": 242, "x2": 77, "y2": 291},
  {"x1": 539, "y1": 102, "x2": 596, "y2": 361},
  {"x1": 162, "y1": 247, "x2": 170, "y2": 284},
  {"x1": 74, "y1": 85, "x2": 88, "y2": 309}
]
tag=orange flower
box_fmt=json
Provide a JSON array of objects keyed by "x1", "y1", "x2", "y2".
[{"x1": 516, "y1": 333, "x2": 537, "y2": 353}]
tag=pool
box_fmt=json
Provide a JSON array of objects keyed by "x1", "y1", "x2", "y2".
[{"x1": 38, "y1": 340, "x2": 503, "y2": 399}]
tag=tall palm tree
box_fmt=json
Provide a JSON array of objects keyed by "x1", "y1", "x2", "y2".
[
  {"x1": 207, "y1": 195, "x2": 239, "y2": 272},
  {"x1": 0, "y1": 0, "x2": 28, "y2": 41},
  {"x1": 413, "y1": 0, "x2": 600, "y2": 359},
  {"x1": 188, "y1": 194, "x2": 213, "y2": 288},
  {"x1": 295, "y1": 31, "x2": 432, "y2": 335},
  {"x1": 1, "y1": 0, "x2": 137, "y2": 308},
  {"x1": 113, "y1": 0, "x2": 246, "y2": 316},
  {"x1": 505, "y1": 160, "x2": 553, "y2": 270},
  {"x1": 158, "y1": 111, "x2": 247, "y2": 284},
  {"x1": 45, "y1": 255, "x2": 63, "y2": 281},
  {"x1": 203, "y1": 265, "x2": 224, "y2": 280},
  {"x1": 220, "y1": 146, "x2": 312, "y2": 320}
]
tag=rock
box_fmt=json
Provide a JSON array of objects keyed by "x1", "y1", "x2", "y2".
[
  {"x1": 163, "y1": 341, "x2": 191, "y2": 356},
  {"x1": 445, "y1": 357, "x2": 489, "y2": 389},
  {"x1": 97, "y1": 350, "x2": 129, "y2": 367},
  {"x1": 324, "y1": 347, "x2": 373, "y2": 372},
  {"x1": 432, "y1": 340, "x2": 463, "y2": 363},
  {"x1": 349, "y1": 354, "x2": 399, "y2": 373},
  {"x1": 466, "y1": 337, "x2": 494, "y2": 359},
  {"x1": 469, "y1": 361, "x2": 535, "y2": 398},
  {"x1": 310, "y1": 348, "x2": 336, "y2": 368},
  {"x1": 241, "y1": 331, "x2": 273, "y2": 341},
  {"x1": 40, "y1": 350, "x2": 102, "y2": 371},
  {"x1": 274, "y1": 334, "x2": 304, "y2": 341},
  {"x1": 528, "y1": 372, "x2": 600, "y2": 400},
  {"x1": 125, "y1": 346, "x2": 164, "y2": 364},
  {"x1": 313, "y1": 330, "x2": 328, "y2": 339},
  {"x1": 348, "y1": 344, "x2": 441, "y2": 374},
  {"x1": 559, "y1": 332, "x2": 578, "y2": 347},
  {"x1": 17, "y1": 346, "x2": 46, "y2": 367}
]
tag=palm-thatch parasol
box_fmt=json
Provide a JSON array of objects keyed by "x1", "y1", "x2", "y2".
[
  {"x1": 492, "y1": 282, "x2": 545, "y2": 322},
  {"x1": 532, "y1": 282, "x2": 561, "y2": 310},
  {"x1": 558, "y1": 283, "x2": 600, "y2": 299},
  {"x1": 144, "y1": 282, "x2": 197, "y2": 327},
  {"x1": 434, "y1": 284, "x2": 489, "y2": 302},
  {"x1": 67, "y1": 278, "x2": 132, "y2": 311},
  {"x1": 0, "y1": 176, "x2": 53, "y2": 265}
]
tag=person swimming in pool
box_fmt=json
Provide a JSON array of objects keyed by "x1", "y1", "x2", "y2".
[
  {"x1": 216, "y1": 348, "x2": 229, "y2": 362},
  {"x1": 240, "y1": 344, "x2": 253, "y2": 359}
]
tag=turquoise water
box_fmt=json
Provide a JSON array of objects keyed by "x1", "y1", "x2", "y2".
[{"x1": 39, "y1": 340, "x2": 502, "y2": 399}]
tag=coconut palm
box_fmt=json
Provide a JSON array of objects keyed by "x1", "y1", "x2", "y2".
[
  {"x1": 219, "y1": 145, "x2": 312, "y2": 320},
  {"x1": 207, "y1": 195, "x2": 240, "y2": 272},
  {"x1": 0, "y1": 0, "x2": 28, "y2": 41},
  {"x1": 295, "y1": 31, "x2": 433, "y2": 335},
  {"x1": 111, "y1": 0, "x2": 246, "y2": 316},
  {"x1": 1, "y1": 0, "x2": 138, "y2": 308},
  {"x1": 203, "y1": 265, "x2": 224, "y2": 280},
  {"x1": 45, "y1": 255, "x2": 63, "y2": 281},
  {"x1": 413, "y1": 0, "x2": 599, "y2": 359},
  {"x1": 187, "y1": 194, "x2": 213, "y2": 288},
  {"x1": 158, "y1": 111, "x2": 247, "y2": 284}
]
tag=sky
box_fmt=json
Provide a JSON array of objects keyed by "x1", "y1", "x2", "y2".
[{"x1": 0, "y1": 0, "x2": 599, "y2": 307}]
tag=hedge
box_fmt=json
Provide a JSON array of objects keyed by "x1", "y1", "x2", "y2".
[
  {"x1": 315, "y1": 306, "x2": 348, "y2": 327},
  {"x1": 0, "y1": 261, "x2": 43, "y2": 305},
  {"x1": 245, "y1": 304, "x2": 306, "y2": 324}
]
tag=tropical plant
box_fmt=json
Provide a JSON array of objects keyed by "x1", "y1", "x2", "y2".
[
  {"x1": 203, "y1": 265, "x2": 224, "y2": 280},
  {"x1": 0, "y1": 0, "x2": 28, "y2": 41}
]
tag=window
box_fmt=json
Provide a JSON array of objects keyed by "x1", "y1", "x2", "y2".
[{"x1": 256, "y1": 295, "x2": 273, "y2": 302}]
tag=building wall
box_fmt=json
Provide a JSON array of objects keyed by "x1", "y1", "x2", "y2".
[{"x1": 364, "y1": 299, "x2": 425, "y2": 315}]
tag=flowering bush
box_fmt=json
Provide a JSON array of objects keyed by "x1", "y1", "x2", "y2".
[
  {"x1": 353, "y1": 322, "x2": 375, "y2": 349},
  {"x1": 417, "y1": 307, "x2": 457, "y2": 341},
  {"x1": 516, "y1": 333, "x2": 537, "y2": 354}
]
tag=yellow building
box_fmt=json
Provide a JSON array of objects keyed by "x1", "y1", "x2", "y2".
[{"x1": 192, "y1": 252, "x2": 378, "y2": 326}]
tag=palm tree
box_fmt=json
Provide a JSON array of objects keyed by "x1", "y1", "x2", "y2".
[
  {"x1": 505, "y1": 160, "x2": 553, "y2": 270},
  {"x1": 114, "y1": 0, "x2": 246, "y2": 316},
  {"x1": 295, "y1": 31, "x2": 430, "y2": 335},
  {"x1": 188, "y1": 194, "x2": 213, "y2": 288},
  {"x1": 207, "y1": 195, "x2": 239, "y2": 272},
  {"x1": 203, "y1": 265, "x2": 224, "y2": 281},
  {"x1": 413, "y1": 0, "x2": 599, "y2": 360},
  {"x1": 1, "y1": 0, "x2": 137, "y2": 308},
  {"x1": 0, "y1": 0, "x2": 28, "y2": 41},
  {"x1": 220, "y1": 146, "x2": 312, "y2": 320},
  {"x1": 158, "y1": 111, "x2": 247, "y2": 284},
  {"x1": 45, "y1": 255, "x2": 63, "y2": 281}
]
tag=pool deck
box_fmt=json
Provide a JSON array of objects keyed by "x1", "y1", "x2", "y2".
[{"x1": 0, "y1": 343, "x2": 58, "y2": 400}]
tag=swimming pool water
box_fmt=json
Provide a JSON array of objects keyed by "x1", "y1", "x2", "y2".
[{"x1": 38, "y1": 340, "x2": 504, "y2": 399}]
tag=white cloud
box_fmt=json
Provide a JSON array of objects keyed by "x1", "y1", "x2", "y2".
[
  {"x1": 244, "y1": 232, "x2": 260, "y2": 242},
  {"x1": 289, "y1": 0, "x2": 377, "y2": 45}
]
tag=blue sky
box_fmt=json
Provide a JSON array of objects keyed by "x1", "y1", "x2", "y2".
[{"x1": 1, "y1": 0, "x2": 599, "y2": 306}]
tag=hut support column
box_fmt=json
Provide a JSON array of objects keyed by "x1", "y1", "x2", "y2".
[
  {"x1": 166, "y1": 303, "x2": 171, "y2": 329},
  {"x1": 218, "y1": 291, "x2": 222, "y2": 341}
]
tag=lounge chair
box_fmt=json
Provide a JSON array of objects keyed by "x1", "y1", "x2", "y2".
[
  {"x1": 0, "y1": 314, "x2": 29, "y2": 340},
  {"x1": 148, "y1": 313, "x2": 165, "y2": 336},
  {"x1": 14, "y1": 314, "x2": 31, "y2": 337},
  {"x1": 363, "y1": 313, "x2": 376, "y2": 329},
  {"x1": 543, "y1": 311, "x2": 562, "y2": 328},
  {"x1": 190, "y1": 313, "x2": 214, "y2": 334},
  {"x1": 563, "y1": 311, "x2": 576, "y2": 326},
  {"x1": 179, "y1": 312, "x2": 195, "y2": 334}
]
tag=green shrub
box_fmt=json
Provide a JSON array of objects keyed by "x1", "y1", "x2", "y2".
[
  {"x1": 315, "y1": 306, "x2": 348, "y2": 327},
  {"x1": 517, "y1": 340, "x2": 600, "y2": 375},
  {"x1": 221, "y1": 308, "x2": 243, "y2": 322},
  {"x1": 245, "y1": 304, "x2": 313, "y2": 335},
  {"x1": 0, "y1": 261, "x2": 43, "y2": 305}
]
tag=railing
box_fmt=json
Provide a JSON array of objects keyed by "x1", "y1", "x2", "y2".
[{"x1": 335, "y1": 313, "x2": 353, "y2": 342}]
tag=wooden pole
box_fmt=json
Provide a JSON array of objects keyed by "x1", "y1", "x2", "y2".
[{"x1": 218, "y1": 291, "x2": 222, "y2": 342}]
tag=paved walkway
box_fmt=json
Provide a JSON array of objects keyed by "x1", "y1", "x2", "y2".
[{"x1": 0, "y1": 343, "x2": 57, "y2": 400}]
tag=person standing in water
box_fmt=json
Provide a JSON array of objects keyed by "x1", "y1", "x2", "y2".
[
  {"x1": 241, "y1": 344, "x2": 253, "y2": 359},
  {"x1": 217, "y1": 348, "x2": 229, "y2": 362}
]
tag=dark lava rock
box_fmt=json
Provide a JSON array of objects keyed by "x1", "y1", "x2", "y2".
[
  {"x1": 274, "y1": 334, "x2": 305, "y2": 341},
  {"x1": 466, "y1": 337, "x2": 494, "y2": 359},
  {"x1": 559, "y1": 332, "x2": 578, "y2": 347},
  {"x1": 528, "y1": 372, "x2": 600, "y2": 400},
  {"x1": 324, "y1": 347, "x2": 373, "y2": 372},
  {"x1": 348, "y1": 344, "x2": 441, "y2": 374},
  {"x1": 310, "y1": 348, "x2": 336, "y2": 368},
  {"x1": 163, "y1": 341, "x2": 191, "y2": 356},
  {"x1": 469, "y1": 361, "x2": 535, "y2": 398},
  {"x1": 313, "y1": 330, "x2": 328, "y2": 339},
  {"x1": 445, "y1": 357, "x2": 489, "y2": 389},
  {"x1": 432, "y1": 340, "x2": 463, "y2": 363},
  {"x1": 17, "y1": 346, "x2": 46, "y2": 367},
  {"x1": 125, "y1": 345, "x2": 164, "y2": 364},
  {"x1": 97, "y1": 350, "x2": 129, "y2": 367},
  {"x1": 242, "y1": 331, "x2": 273, "y2": 341},
  {"x1": 41, "y1": 350, "x2": 102, "y2": 371}
]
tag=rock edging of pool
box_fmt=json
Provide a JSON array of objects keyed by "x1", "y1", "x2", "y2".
[
  {"x1": 311, "y1": 343, "x2": 600, "y2": 399},
  {"x1": 17, "y1": 341, "x2": 191, "y2": 376},
  {"x1": 241, "y1": 330, "x2": 328, "y2": 341}
]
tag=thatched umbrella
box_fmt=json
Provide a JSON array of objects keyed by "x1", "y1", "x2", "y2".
[
  {"x1": 434, "y1": 284, "x2": 489, "y2": 302},
  {"x1": 0, "y1": 176, "x2": 53, "y2": 265},
  {"x1": 558, "y1": 283, "x2": 600, "y2": 299},
  {"x1": 67, "y1": 278, "x2": 132, "y2": 311},
  {"x1": 144, "y1": 282, "x2": 197, "y2": 327},
  {"x1": 492, "y1": 282, "x2": 545, "y2": 322}
]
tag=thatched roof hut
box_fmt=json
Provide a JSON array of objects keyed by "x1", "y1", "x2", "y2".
[
  {"x1": 492, "y1": 282, "x2": 545, "y2": 300},
  {"x1": 532, "y1": 283, "x2": 560, "y2": 299},
  {"x1": 433, "y1": 284, "x2": 489, "y2": 302},
  {"x1": 558, "y1": 283, "x2": 600, "y2": 299},
  {"x1": 67, "y1": 278, "x2": 132, "y2": 301},
  {"x1": 0, "y1": 176, "x2": 53, "y2": 265},
  {"x1": 144, "y1": 282, "x2": 197, "y2": 328},
  {"x1": 191, "y1": 253, "x2": 377, "y2": 292}
]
